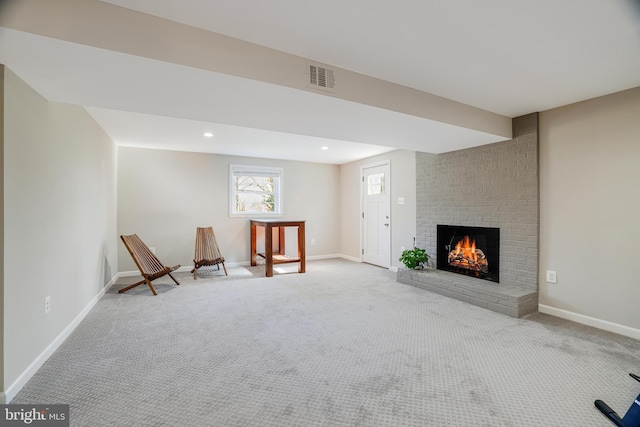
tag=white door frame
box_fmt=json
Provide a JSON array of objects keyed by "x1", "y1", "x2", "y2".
[{"x1": 360, "y1": 160, "x2": 391, "y2": 267}]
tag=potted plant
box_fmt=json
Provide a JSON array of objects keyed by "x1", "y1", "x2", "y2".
[{"x1": 399, "y1": 247, "x2": 430, "y2": 270}]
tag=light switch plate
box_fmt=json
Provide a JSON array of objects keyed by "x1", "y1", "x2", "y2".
[{"x1": 546, "y1": 270, "x2": 557, "y2": 283}]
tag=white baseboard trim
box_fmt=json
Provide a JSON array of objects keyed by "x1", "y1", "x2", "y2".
[
  {"x1": 307, "y1": 254, "x2": 341, "y2": 261},
  {"x1": 538, "y1": 304, "x2": 640, "y2": 341},
  {"x1": 4, "y1": 275, "x2": 119, "y2": 403},
  {"x1": 337, "y1": 254, "x2": 362, "y2": 263},
  {"x1": 116, "y1": 256, "x2": 359, "y2": 278},
  {"x1": 115, "y1": 265, "x2": 196, "y2": 278},
  {"x1": 115, "y1": 270, "x2": 142, "y2": 278},
  {"x1": 225, "y1": 261, "x2": 250, "y2": 268}
]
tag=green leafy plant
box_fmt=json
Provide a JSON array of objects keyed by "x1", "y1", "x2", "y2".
[{"x1": 399, "y1": 247, "x2": 430, "y2": 270}]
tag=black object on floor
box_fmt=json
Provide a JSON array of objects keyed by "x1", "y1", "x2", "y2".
[{"x1": 595, "y1": 373, "x2": 640, "y2": 427}]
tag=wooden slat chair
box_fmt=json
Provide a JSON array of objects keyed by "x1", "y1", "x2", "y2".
[
  {"x1": 192, "y1": 226, "x2": 228, "y2": 279},
  {"x1": 120, "y1": 234, "x2": 180, "y2": 295}
]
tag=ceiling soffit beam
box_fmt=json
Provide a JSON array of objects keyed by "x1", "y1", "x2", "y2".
[{"x1": 0, "y1": 0, "x2": 512, "y2": 139}]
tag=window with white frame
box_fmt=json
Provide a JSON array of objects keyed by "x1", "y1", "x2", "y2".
[{"x1": 230, "y1": 164, "x2": 283, "y2": 216}]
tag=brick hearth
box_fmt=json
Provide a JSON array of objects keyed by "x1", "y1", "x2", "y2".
[{"x1": 397, "y1": 268, "x2": 538, "y2": 318}]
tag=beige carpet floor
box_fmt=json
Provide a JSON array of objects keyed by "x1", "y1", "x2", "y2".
[{"x1": 12, "y1": 259, "x2": 640, "y2": 426}]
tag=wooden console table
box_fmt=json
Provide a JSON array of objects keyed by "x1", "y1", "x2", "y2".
[{"x1": 250, "y1": 219, "x2": 306, "y2": 277}]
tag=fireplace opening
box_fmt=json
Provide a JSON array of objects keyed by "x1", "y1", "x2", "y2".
[{"x1": 437, "y1": 225, "x2": 499, "y2": 282}]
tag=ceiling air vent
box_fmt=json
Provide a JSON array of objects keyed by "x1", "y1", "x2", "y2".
[{"x1": 306, "y1": 61, "x2": 335, "y2": 92}]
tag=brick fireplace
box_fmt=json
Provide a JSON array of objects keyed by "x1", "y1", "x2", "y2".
[{"x1": 398, "y1": 113, "x2": 539, "y2": 317}]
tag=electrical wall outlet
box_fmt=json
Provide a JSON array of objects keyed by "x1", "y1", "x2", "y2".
[
  {"x1": 149, "y1": 247, "x2": 156, "y2": 254},
  {"x1": 45, "y1": 296, "x2": 51, "y2": 314},
  {"x1": 401, "y1": 246, "x2": 405, "y2": 252},
  {"x1": 546, "y1": 270, "x2": 557, "y2": 284},
  {"x1": 311, "y1": 239, "x2": 316, "y2": 245}
]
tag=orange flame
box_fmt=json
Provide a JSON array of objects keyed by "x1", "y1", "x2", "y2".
[{"x1": 454, "y1": 236, "x2": 478, "y2": 262}]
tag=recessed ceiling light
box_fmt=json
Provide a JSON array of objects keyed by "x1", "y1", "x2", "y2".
[
  {"x1": 203, "y1": 132, "x2": 214, "y2": 138},
  {"x1": 321, "y1": 146, "x2": 329, "y2": 150}
]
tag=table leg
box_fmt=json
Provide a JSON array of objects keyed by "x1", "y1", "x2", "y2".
[
  {"x1": 250, "y1": 222, "x2": 257, "y2": 266},
  {"x1": 277, "y1": 227, "x2": 286, "y2": 255},
  {"x1": 298, "y1": 222, "x2": 306, "y2": 273},
  {"x1": 265, "y1": 224, "x2": 273, "y2": 277}
]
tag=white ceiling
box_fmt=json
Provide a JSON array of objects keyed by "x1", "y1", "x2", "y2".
[{"x1": 1, "y1": 0, "x2": 639, "y2": 164}]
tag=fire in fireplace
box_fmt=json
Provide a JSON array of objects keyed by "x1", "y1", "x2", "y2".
[
  {"x1": 448, "y1": 235, "x2": 489, "y2": 273},
  {"x1": 437, "y1": 225, "x2": 499, "y2": 282}
]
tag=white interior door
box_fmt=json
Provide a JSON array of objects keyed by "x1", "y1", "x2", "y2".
[{"x1": 362, "y1": 163, "x2": 390, "y2": 268}]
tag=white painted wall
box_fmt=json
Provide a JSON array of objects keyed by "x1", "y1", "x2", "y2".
[
  {"x1": 3, "y1": 67, "x2": 118, "y2": 400},
  {"x1": 117, "y1": 147, "x2": 341, "y2": 271},
  {"x1": 340, "y1": 150, "x2": 416, "y2": 268},
  {"x1": 539, "y1": 86, "x2": 640, "y2": 334}
]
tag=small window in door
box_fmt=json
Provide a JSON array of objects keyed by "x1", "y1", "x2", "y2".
[{"x1": 367, "y1": 173, "x2": 385, "y2": 195}]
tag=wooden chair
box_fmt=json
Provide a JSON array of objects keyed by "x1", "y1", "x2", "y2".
[
  {"x1": 120, "y1": 234, "x2": 180, "y2": 295},
  {"x1": 192, "y1": 226, "x2": 227, "y2": 279}
]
